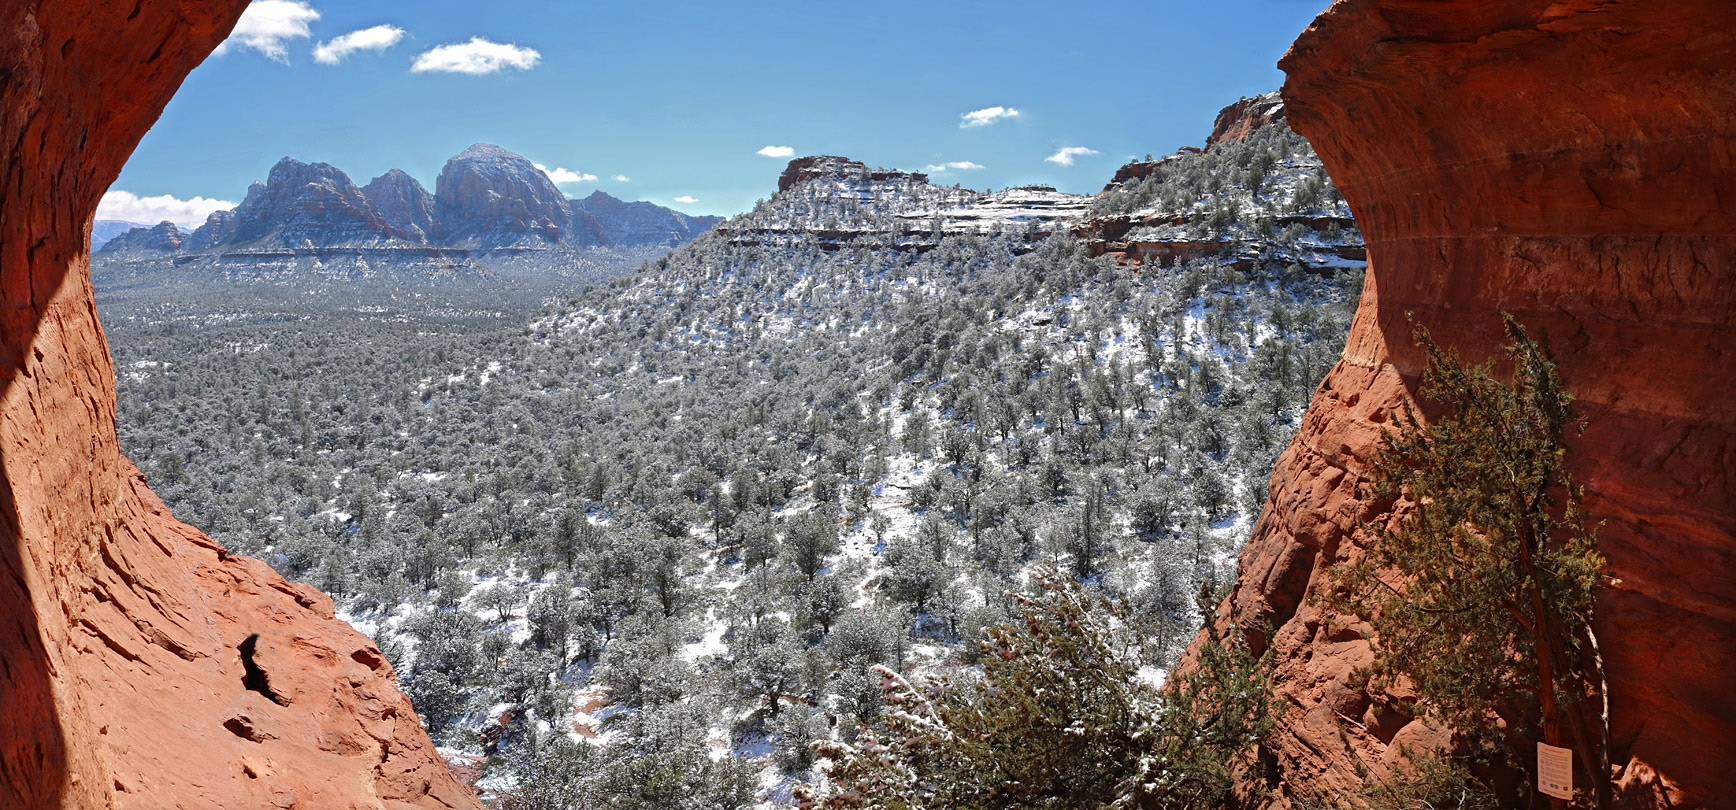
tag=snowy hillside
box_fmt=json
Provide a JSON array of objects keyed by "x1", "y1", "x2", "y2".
[
  {"x1": 1085, "y1": 121, "x2": 1363, "y2": 271},
  {"x1": 103, "y1": 110, "x2": 1364, "y2": 806}
]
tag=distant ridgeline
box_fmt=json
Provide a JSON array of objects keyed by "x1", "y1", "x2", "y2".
[
  {"x1": 709, "y1": 92, "x2": 1361, "y2": 272},
  {"x1": 714, "y1": 156, "x2": 1093, "y2": 252},
  {"x1": 96, "y1": 92, "x2": 1359, "y2": 296},
  {"x1": 1081, "y1": 92, "x2": 1364, "y2": 271},
  {"x1": 92, "y1": 143, "x2": 722, "y2": 290}
]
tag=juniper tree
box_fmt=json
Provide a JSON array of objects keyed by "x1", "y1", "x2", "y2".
[
  {"x1": 1325, "y1": 316, "x2": 1607, "y2": 808},
  {"x1": 807, "y1": 571, "x2": 1272, "y2": 810}
]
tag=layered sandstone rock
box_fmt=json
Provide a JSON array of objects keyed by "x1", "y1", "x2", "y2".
[
  {"x1": 365, "y1": 169, "x2": 444, "y2": 244},
  {"x1": 1205, "y1": 91, "x2": 1285, "y2": 151},
  {"x1": 0, "y1": 2, "x2": 478, "y2": 808},
  {"x1": 776, "y1": 155, "x2": 928, "y2": 193},
  {"x1": 435, "y1": 143, "x2": 577, "y2": 248},
  {"x1": 230, "y1": 157, "x2": 393, "y2": 247},
  {"x1": 1191, "y1": 1, "x2": 1736, "y2": 807},
  {"x1": 186, "y1": 209, "x2": 242, "y2": 251}
]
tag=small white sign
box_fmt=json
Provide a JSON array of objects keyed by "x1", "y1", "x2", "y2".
[{"x1": 1538, "y1": 741, "x2": 1574, "y2": 800}]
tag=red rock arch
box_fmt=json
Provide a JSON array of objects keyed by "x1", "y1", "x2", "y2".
[
  {"x1": 0, "y1": 3, "x2": 477, "y2": 807},
  {"x1": 1191, "y1": 1, "x2": 1736, "y2": 807}
]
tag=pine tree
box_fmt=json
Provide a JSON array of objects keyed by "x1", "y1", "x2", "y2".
[
  {"x1": 1325, "y1": 316, "x2": 1607, "y2": 808},
  {"x1": 806, "y1": 570, "x2": 1272, "y2": 810}
]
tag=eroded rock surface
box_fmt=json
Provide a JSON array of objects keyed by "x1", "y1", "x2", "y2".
[
  {"x1": 776, "y1": 155, "x2": 928, "y2": 193},
  {"x1": 1205, "y1": 91, "x2": 1285, "y2": 150},
  {"x1": 435, "y1": 143, "x2": 577, "y2": 248},
  {"x1": 365, "y1": 169, "x2": 444, "y2": 244},
  {"x1": 1189, "y1": 1, "x2": 1736, "y2": 807},
  {"x1": 230, "y1": 157, "x2": 393, "y2": 247},
  {"x1": 0, "y1": 2, "x2": 478, "y2": 808}
]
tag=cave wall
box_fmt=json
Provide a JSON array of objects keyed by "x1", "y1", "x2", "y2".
[
  {"x1": 0, "y1": 3, "x2": 478, "y2": 808},
  {"x1": 1197, "y1": 1, "x2": 1736, "y2": 806}
]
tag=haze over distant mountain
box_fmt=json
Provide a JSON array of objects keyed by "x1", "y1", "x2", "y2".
[
  {"x1": 91, "y1": 219, "x2": 146, "y2": 250},
  {"x1": 91, "y1": 143, "x2": 721, "y2": 292}
]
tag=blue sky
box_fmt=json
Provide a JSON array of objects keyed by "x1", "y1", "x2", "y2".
[{"x1": 101, "y1": 0, "x2": 1328, "y2": 224}]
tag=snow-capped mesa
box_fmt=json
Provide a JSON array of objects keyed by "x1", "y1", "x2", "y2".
[{"x1": 715, "y1": 156, "x2": 1091, "y2": 252}]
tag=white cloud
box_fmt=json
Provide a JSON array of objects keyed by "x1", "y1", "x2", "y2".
[
  {"x1": 96, "y1": 191, "x2": 235, "y2": 229},
  {"x1": 673, "y1": 196, "x2": 698, "y2": 204},
  {"x1": 960, "y1": 106, "x2": 1020, "y2": 128},
  {"x1": 313, "y1": 24, "x2": 406, "y2": 65},
  {"x1": 1044, "y1": 146, "x2": 1099, "y2": 166},
  {"x1": 612, "y1": 175, "x2": 631, "y2": 183},
  {"x1": 214, "y1": 0, "x2": 320, "y2": 63},
  {"x1": 757, "y1": 146, "x2": 795, "y2": 158},
  {"x1": 533, "y1": 164, "x2": 598, "y2": 185},
  {"x1": 411, "y1": 37, "x2": 540, "y2": 75},
  {"x1": 924, "y1": 161, "x2": 984, "y2": 173}
]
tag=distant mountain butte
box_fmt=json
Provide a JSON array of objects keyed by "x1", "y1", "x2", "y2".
[
  {"x1": 576, "y1": 190, "x2": 723, "y2": 247},
  {"x1": 722, "y1": 155, "x2": 1092, "y2": 253},
  {"x1": 228, "y1": 157, "x2": 390, "y2": 247},
  {"x1": 363, "y1": 168, "x2": 442, "y2": 243},
  {"x1": 95, "y1": 144, "x2": 719, "y2": 264},
  {"x1": 435, "y1": 143, "x2": 577, "y2": 249},
  {"x1": 95, "y1": 220, "x2": 184, "y2": 259}
]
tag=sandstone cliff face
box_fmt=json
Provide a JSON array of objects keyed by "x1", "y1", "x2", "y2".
[
  {"x1": 777, "y1": 155, "x2": 929, "y2": 193},
  {"x1": 1205, "y1": 91, "x2": 1284, "y2": 151},
  {"x1": 435, "y1": 143, "x2": 576, "y2": 248},
  {"x1": 365, "y1": 169, "x2": 443, "y2": 244},
  {"x1": 231, "y1": 157, "x2": 394, "y2": 247},
  {"x1": 1097, "y1": 153, "x2": 1191, "y2": 194},
  {"x1": 186, "y1": 208, "x2": 241, "y2": 251},
  {"x1": 1195, "y1": 1, "x2": 1736, "y2": 807},
  {"x1": 0, "y1": 2, "x2": 478, "y2": 809}
]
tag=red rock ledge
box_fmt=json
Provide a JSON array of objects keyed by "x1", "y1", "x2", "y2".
[
  {"x1": 0, "y1": 3, "x2": 478, "y2": 808},
  {"x1": 1186, "y1": 1, "x2": 1736, "y2": 807}
]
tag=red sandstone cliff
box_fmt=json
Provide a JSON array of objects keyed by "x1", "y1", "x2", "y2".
[
  {"x1": 0, "y1": 3, "x2": 479, "y2": 808},
  {"x1": 1205, "y1": 91, "x2": 1285, "y2": 151},
  {"x1": 1190, "y1": 1, "x2": 1736, "y2": 807}
]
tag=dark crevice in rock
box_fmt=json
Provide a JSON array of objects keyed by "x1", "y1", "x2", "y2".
[{"x1": 238, "y1": 633, "x2": 282, "y2": 705}]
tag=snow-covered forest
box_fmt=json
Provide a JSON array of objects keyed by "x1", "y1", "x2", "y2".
[{"x1": 104, "y1": 120, "x2": 1363, "y2": 806}]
